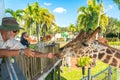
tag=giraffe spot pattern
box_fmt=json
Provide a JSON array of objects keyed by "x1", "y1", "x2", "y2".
[
  {"x1": 103, "y1": 55, "x2": 112, "y2": 63},
  {"x1": 101, "y1": 49, "x2": 105, "y2": 51},
  {"x1": 103, "y1": 59, "x2": 109, "y2": 63},
  {"x1": 114, "y1": 52, "x2": 120, "y2": 58},
  {"x1": 93, "y1": 54, "x2": 97, "y2": 58},
  {"x1": 110, "y1": 58, "x2": 117, "y2": 67},
  {"x1": 74, "y1": 49, "x2": 78, "y2": 54},
  {"x1": 98, "y1": 53, "x2": 105, "y2": 59},
  {"x1": 106, "y1": 55, "x2": 112, "y2": 59},
  {"x1": 93, "y1": 49, "x2": 98, "y2": 52},
  {"x1": 111, "y1": 49, "x2": 115, "y2": 53},
  {"x1": 106, "y1": 48, "x2": 112, "y2": 54},
  {"x1": 86, "y1": 50, "x2": 89, "y2": 53}
]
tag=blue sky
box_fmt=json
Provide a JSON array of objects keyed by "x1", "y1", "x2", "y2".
[{"x1": 3, "y1": 0, "x2": 120, "y2": 27}]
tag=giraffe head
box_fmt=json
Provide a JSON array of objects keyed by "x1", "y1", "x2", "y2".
[
  {"x1": 57, "y1": 27, "x2": 101, "y2": 58},
  {"x1": 57, "y1": 27, "x2": 120, "y2": 68}
]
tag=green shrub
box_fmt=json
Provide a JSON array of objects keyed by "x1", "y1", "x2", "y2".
[
  {"x1": 29, "y1": 44, "x2": 35, "y2": 49},
  {"x1": 107, "y1": 38, "x2": 119, "y2": 41},
  {"x1": 77, "y1": 56, "x2": 91, "y2": 67}
]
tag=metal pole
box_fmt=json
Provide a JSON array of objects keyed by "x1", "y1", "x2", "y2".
[
  {"x1": 91, "y1": 76, "x2": 94, "y2": 80},
  {"x1": 5, "y1": 58, "x2": 19, "y2": 80},
  {"x1": 51, "y1": 68, "x2": 55, "y2": 80},
  {"x1": 57, "y1": 65, "x2": 61, "y2": 80},
  {"x1": 108, "y1": 66, "x2": 112, "y2": 80},
  {"x1": 82, "y1": 67, "x2": 85, "y2": 79},
  {"x1": 88, "y1": 67, "x2": 91, "y2": 80},
  {"x1": 96, "y1": 0, "x2": 103, "y2": 40},
  {"x1": 97, "y1": 0, "x2": 103, "y2": 27}
]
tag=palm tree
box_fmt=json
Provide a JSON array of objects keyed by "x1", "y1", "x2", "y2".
[
  {"x1": 31, "y1": 2, "x2": 56, "y2": 41},
  {"x1": 5, "y1": 8, "x2": 24, "y2": 35},
  {"x1": 23, "y1": 4, "x2": 34, "y2": 36},
  {"x1": 48, "y1": 24, "x2": 60, "y2": 34},
  {"x1": 77, "y1": 0, "x2": 108, "y2": 32},
  {"x1": 5, "y1": 8, "x2": 24, "y2": 21},
  {"x1": 23, "y1": 2, "x2": 56, "y2": 42},
  {"x1": 39, "y1": 8, "x2": 56, "y2": 36},
  {"x1": 68, "y1": 24, "x2": 77, "y2": 33}
]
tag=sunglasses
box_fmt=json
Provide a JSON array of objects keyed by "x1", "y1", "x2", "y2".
[{"x1": 12, "y1": 30, "x2": 19, "y2": 33}]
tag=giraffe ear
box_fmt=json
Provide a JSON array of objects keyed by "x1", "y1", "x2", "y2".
[
  {"x1": 76, "y1": 29, "x2": 85, "y2": 40},
  {"x1": 86, "y1": 28, "x2": 92, "y2": 34}
]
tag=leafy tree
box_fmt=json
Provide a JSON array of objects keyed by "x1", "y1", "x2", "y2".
[
  {"x1": 60, "y1": 27, "x2": 68, "y2": 33},
  {"x1": 23, "y1": 2, "x2": 56, "y2": 41},
  {"x1": 39, "y1": 8, "x2": 56, "y2": 36},
  {"x1": 5, "y1": 8, "x2": 24, "y2": 21},
  {"x1": 5, "y1": 8, "x2": 24, "y2": 35},
  {"x1": 113, "y1": 0, "x2": 120, "y2": 10},
  {"x1": 23, "y1": 4, "x2": 34, "y2": 36},
  {"x1": 105, "y1": 17, "x2": 120, "y2": 37},
  {"x1": 49, "y1": 25, "x2": 61, "y2": 34},
  {"x1": 68, "y1": 24, "x2": 77, "y2": 33},
  {"x1": 77, "y1": 0, "x2": 108, "y2": 32}
]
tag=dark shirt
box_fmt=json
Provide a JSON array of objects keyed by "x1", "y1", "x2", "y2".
[{"x1": 20, "y1": 38, "x2": 30, "y2": 47}]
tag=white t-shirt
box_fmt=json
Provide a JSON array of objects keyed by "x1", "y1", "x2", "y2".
[{"x1": 0, "y1": 32, "x2": 25, "y2": 63}]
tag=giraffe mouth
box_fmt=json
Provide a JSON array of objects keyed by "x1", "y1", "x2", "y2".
[
  {"x1": 54, "y1": 53, "x2": 64, "y2": 59},
  {"x1": 81, "y1": 42, "x2": 89, "y2": 46}
]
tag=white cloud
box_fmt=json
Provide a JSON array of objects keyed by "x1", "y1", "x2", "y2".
[
  {"x1": 104, "y1": 4, "x2": 114, "y2": 13},
  {"x1": 108, "y1": 4, "x2": 113, "y2": 9},
  {"x1": 53, "y1": 7, "x2": 66, "y2": 13},
  {"x1": 44, "y1": 2, "x2": 52, "y2": 6}
]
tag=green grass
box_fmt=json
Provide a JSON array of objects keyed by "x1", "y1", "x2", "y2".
[
  {"x1": 46, "y1": 60, "x2": 118, "y2": 80},
  {"x1": 60, "y1": 60, "x2": 109, "y2": 80},
  {"x1": 109, "y1": 41, "x2": 120, "y2": 46}
]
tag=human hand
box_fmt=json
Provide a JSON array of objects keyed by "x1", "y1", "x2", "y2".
[
  {"x1": 47, "y1": 52, "x2": 56, "y2": 59},
  {"x1": 54, "y1": 53, "x2": 64, "y2": 59},
  {"x1": 24, "y1": 48, "x2": 35, "y2": 57}
]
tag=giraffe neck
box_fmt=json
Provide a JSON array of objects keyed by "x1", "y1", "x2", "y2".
[
  {"x1": 91, "y1": 41, "x2": 120, "y2": 68},
  {"x1": 59, "y1": 30, "x2": 86, "y2": 50}
]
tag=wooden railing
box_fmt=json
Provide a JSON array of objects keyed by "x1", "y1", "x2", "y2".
[
  {"x1": 33, "y1": 59, "x2": 62, "y2": 80},
  {"x1": 15, "y1": 43, "x2": 61, "y2": 80}
]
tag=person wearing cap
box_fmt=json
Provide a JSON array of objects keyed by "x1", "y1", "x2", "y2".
[
  {"x1": 0, "y1": 17, "x2": 55, "y2": 58},
  {"x1": 0, "y1": 17, "x2": 55, "y2": 80}
]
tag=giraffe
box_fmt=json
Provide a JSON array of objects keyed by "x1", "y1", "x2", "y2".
[
  {"x1": 57, "y1": 28, "x2": 98, "y2": 69},
  {"x1": 57, "y1": 27, "x2": 120, "y2": 69},
  {"x1": 59, "y1": 28, "x2": 92, "y2": 51}
]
